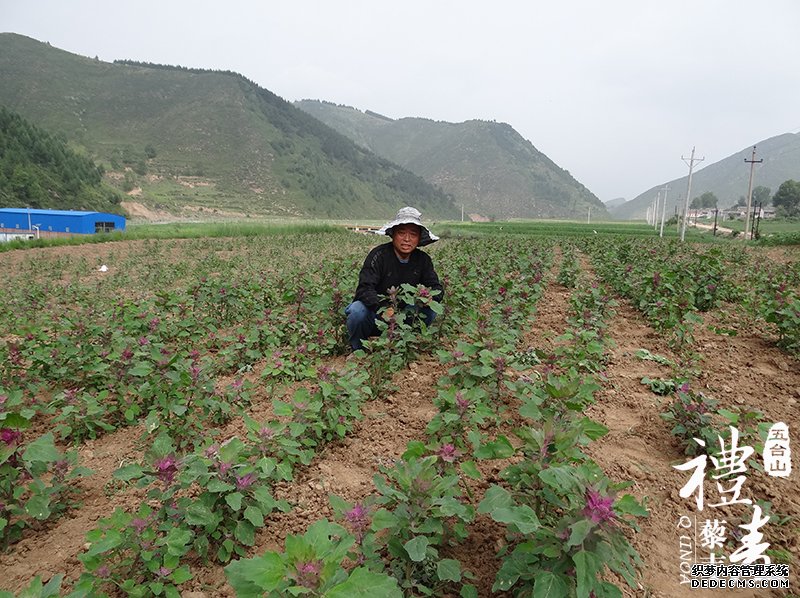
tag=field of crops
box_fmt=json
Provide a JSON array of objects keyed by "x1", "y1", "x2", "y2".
[{"x1": 0, "y1": 226, "x2": 798, "y2": 597}]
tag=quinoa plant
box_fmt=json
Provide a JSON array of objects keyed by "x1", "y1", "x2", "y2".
[
  {"x1": 0, "y1": 429, "x2": 91, "y2": 549},
  {"x1": 479, "y1": 454, "x2": 646, "y2": 596},
  {"x1": 225, "y1": 520, "x2": 402, "y2": 597},
  {"x1": 0, "y1": 574, "x2": 63, "y2": 598},
  {"x1": 114, "y1": 435, "x2": 290, "y2": 564},
  {"x1": 71, "y1": 503, "x2": 193, "y2": 598},
  {"x1": 368, "y1": 454, "x2": 477, "y2": 596},
  {"x1": 660, "y1": 385, "x2": 719, "y2": 455}
]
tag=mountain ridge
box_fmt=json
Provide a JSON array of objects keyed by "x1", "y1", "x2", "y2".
[
  {"x1": 295, "y1": 99, "x2": 608, "y2": 220},
  {"x1": 0, "y1": 33, "x2": 458, "y2": 220}
]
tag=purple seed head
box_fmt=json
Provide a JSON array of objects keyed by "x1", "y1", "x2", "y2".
[{"x1": 582, "y1": 488, "x2": 615, "y2": 524}]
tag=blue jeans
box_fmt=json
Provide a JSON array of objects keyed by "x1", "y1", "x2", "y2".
[{"x1": 344, "y1": 301, "x2": 436, "y2": 350}]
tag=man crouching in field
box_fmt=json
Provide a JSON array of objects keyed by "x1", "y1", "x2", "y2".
[{"x1": 345, "y1": 206, "x2": 444, "y2": 351}]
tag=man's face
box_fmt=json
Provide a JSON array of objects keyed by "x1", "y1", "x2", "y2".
[{"x1": 391, "y1": 223, "x2": 421, "y2": 259}]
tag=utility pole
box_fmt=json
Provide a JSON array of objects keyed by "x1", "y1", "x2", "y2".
[
  {"x1": 743, "y1": 146, "x2": 763, "y2": 240},
  {"x1": 587, "y1": 206, "x2": 591, "y2": 224},
  {"x1": 680, "y1": 147, "x2": 704, "y2": 242},
  {"x1": 461, "y1": 205, "x2": 464, "y2": 222},
  {"x1": 659, "y1": 184, "x2": 670, "y2": 238},
  {"x1": 653, "y1": 191, "x2": 661, "y2": 231}
]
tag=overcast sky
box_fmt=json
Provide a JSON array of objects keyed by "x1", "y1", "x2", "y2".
[{"x1": 3, "y1": 0, "x2": 799, "y2": 201}]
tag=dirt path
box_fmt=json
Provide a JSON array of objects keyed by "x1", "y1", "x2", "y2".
[
  {"x1": 693, "y1": 221, "x2": 734, "y2": 235},
  {"x1": 578, "y1": 253, "x2": 798, "y2": 597}
]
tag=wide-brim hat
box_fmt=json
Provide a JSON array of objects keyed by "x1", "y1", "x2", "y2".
[{"x1": 378, "y1": 206, "x2": 439, "y2": 246}]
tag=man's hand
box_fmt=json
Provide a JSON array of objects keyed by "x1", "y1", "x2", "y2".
[{"x1": 382, "y1": 307, "x2": 395, "y2": 320}]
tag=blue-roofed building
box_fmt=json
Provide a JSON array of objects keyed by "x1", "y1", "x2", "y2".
[{"x1": 0, "y1": 208, "x2": 126, "y2": 240}]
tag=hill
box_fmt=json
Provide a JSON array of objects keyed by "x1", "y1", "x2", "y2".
[
  {"x1": 295, "y1": 100, "x2": 608, "y2": 220},
  {"x1": 0, "y1": 107, "x2": 123, "y2": 213},
  {"x1": 604, "y1": 197, "x2": 627, "y2": 209},
  {"x1": 0, "y1": 33, "x2": 457, "y2": 220},
  {"x1": 611, "y1": 133, "x2": 800, "y2": 220}
]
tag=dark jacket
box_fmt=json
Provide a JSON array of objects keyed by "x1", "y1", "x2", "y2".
[{"x1": 354, "y1": 242, "x2": 443, "y2": 309}]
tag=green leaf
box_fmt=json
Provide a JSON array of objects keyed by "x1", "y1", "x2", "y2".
[
  {"x1": 186, "y1": 502, "x2": 218, "y2": 527},
  {"x1": 38, "y1": 573, "x2": 64, "y2": 598},
  {"x1": 252, "y1": 486, "x2": 278, "y2": 513},
  {"x1": 225, "y1": 552, "x2": 285, "y2": 595},
  {"x1": 371, "y1": 508, "x2": 399, "y2": 531},
  {"x1": 470, "y1": 365, "x2": 495, "y2": 378},
  {"x1": 404, "y1": 536, "x2": 429, "y2": 562},
  {"x1": 460, "y1": 584, "x2": 478, "y2": 598},
  {"x1": 129, "y1": 363, "x2": 153, "y2": 377},
  {"x1": 474, "y1": 435, "x2": 514, "y2": 459},
  {"x1": 489, "y1": 505, "x2": 539, "y2": 534},
  {"x1": 244, "y1": 505, "x2": 265, "y2": 528},
  {"x1": 615, "y1": 494, "x2": 649, "y2": 517},
  {"x1": 574, "y1": 550, "x2": 601, "y2": 598},
  {"x1": 328, "y1": 493, "x2": 350, "y2": 516},
  {"x1": 24, "y1": 494, "x2": 52, "y2": 520},
  {"x1": 592, "y1": 581, "x2": 623, "y2": 598},
  {"x1": 436, "y1": 558, "x2": 462, "y2": 582},
  {"x1": 218, "y1": 437, "x2": 246, "y2": 463},
  {"x1": 326, "y1": 567, "x2": 402, "y2": 598},
  {"x1": 165, "y1": 527, "x2": 193, "y2": 556},
  {"x1": 519, "y1": 401, "x2": 541, "y2": 421},
  {"x1": 567, "y1": 519, "x2": 594, "y2": 547},
  {"x1": 272, "y1": 400, "x2": 292, "y2": 417},
  {"x1": 0, "y1": 412, "x2": 31, "y2": 429},
  {"x1": 206, "y1": 477, "x2": 235, "y2": 493},
  {"x1": 85, "y1": 531, "x2": 123, "y2": 556},
  {"x1": 533, "y1": 571, "x2": 569, "y2": 597},
  {"x1": 235, "y1": 520, "x2": 256, "y2": 546},
  {"x1": 401, "y1": 440, "x2": 426, "y2": 460},
  {"x1": 113, "y1": 464, "x2": 145, "y2": 481},
  {"x1": 276, "y1": 461, "x2": 293, "y2": 481},
  {"x1": 538, "y1": 466, "x2": 582, "y2": 494},
  {"x1": 225, "y1": 492, "x2": 244, "y2": 511},
  {"x1": 477, "y1": 485, "x2": 513, "y2": 514},
  {"x1": 170, "y1": 565, "x2": 193, "y2": 585},
  {"x1": 22, "y1": 433, "x2": 60, "y2": 463},
  {"x1": 580, "y1": 418, "x2": 609, "y2": 440},
  {"x1": 459, "y1": 460, "x2": 481, "y2": 480}
]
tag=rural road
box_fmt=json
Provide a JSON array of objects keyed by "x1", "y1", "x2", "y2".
[{"x1": 692, "y1": 221, "x2": 735, "y2": 235}]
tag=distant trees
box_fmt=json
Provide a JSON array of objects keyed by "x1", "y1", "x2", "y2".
[
  {"x1": 772, "y1": 180, "x2": 800, "y2": 217},
  {"x1": 0, "y1": 107, "x2": 123, "y2": 213},
  {"x1": 690, "y1": 191, "x2": 718, "y2": 209},
  {"x1": 752, "y1": 185, "x2": 771, "y2": 206}
]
